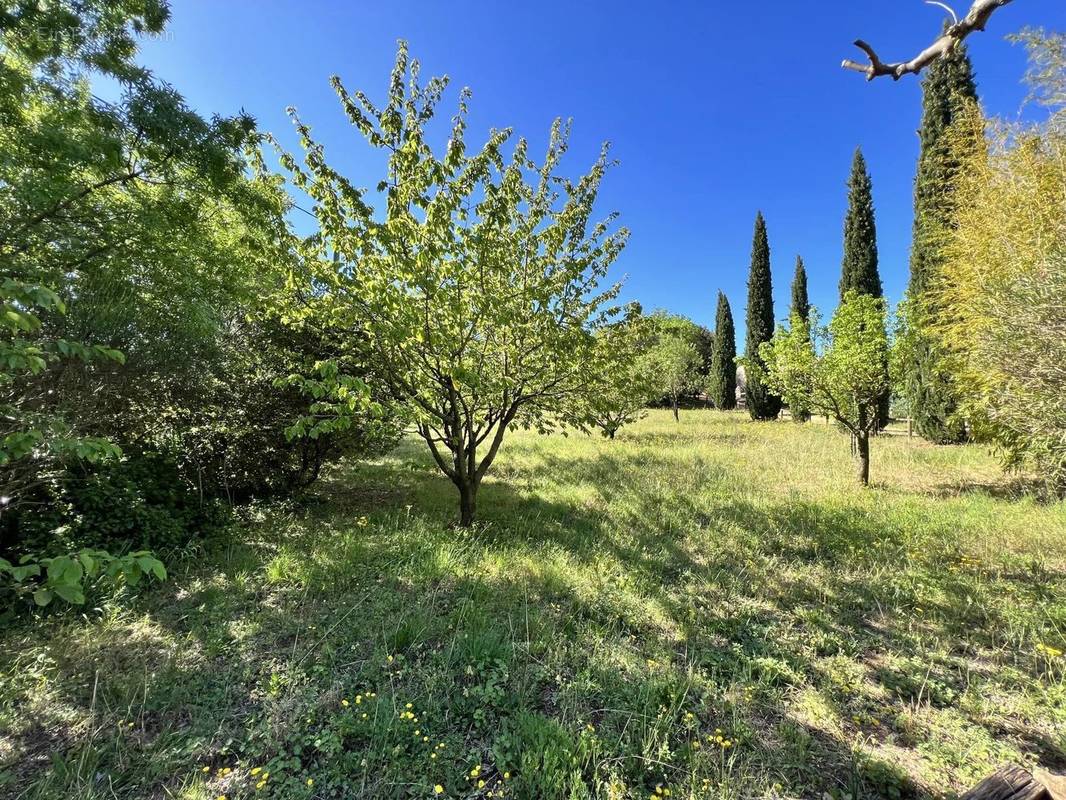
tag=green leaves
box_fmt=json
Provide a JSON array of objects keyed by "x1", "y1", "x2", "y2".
[
  {"x1": 275, "y1": 41, "x2": 629, "y2": 523},
  {"x1": 0, "y1": 549, "x2": 166, "y2": 609},
  {"x1": 762, "y1": 293, "x2": 890, "y2": 437},
  {"x1": 278, "y1": 361, "x2": 378, "y2": 442}
]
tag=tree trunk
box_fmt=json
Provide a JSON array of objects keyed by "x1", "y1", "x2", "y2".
[
  {"x1": 457, "y1": 478, "x2": 478, "y2": 528},
  {"x1": 672, "y1": 396, "x2": 679, "y2": 421},
  {"x1": 608, "y1": 429, "x2": 616, "y2": 440},
  {"x1": 856, "y1": 430, "x2": 870, "y2": 486}
]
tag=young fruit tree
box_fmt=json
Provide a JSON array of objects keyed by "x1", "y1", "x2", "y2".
[
  {"x1": 579, "y1": 309, "x2": 655, "y2": 439},
  {"x1": 761, "y1": 292, "x2": 891, "y2": 486},
  {"x1": 645, "y1": 334, "x2": 703, "y2": 422},
  {"x1": 277, "y1": 43, "x2": 628, "y2": 526}
]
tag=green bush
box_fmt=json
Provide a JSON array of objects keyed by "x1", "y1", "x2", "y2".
[
  {"x1": 0, "y1": 548, "x2": 166, "y2": 610},
  {"x1": 1, "y1": 452, "x2": 231, "y2": 557}
]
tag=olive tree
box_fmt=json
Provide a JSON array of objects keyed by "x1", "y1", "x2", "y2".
[
  {"x1": 761, "y1": 293, "x2": 890, "y2": 486},
  {"x1": 278, "y1": 43, "x2": 628, "y2": 526}
]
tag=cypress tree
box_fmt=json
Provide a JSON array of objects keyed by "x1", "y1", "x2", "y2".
[
  {"x1": 790, "y1": 255, "x2": 809, "y2": 324},
  {"x1": 905, "y1": 40, "x2": 977, "y2": 444},
  {"x1": 789, "y1": 256, "x2": 812, "y2": 422},
  {"x1": 708, "y1": 291, "x2": 736, "y2": 410},
  {"x1": 840, "y1": 148, "x2": 890, "y2": 428},
  {"x1": 840, "y1": 149, "x2": 882, "y2": 299},
  {"x1": 744, "y1": 212, "x2": 782, "y2": 420}
]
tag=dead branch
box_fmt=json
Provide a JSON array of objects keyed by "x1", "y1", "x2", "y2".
[{"x1": 842, "y1": 0, "x2": 1014, "y2": 81}]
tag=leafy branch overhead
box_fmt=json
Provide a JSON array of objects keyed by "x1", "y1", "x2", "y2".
[{"x1": 842, "y1": 0, "x2": 1013, "y2": 81}]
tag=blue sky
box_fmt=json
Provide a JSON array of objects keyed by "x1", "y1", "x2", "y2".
[{"x1": 137, "y1": 1, "x2": 1064, "y2": 340}]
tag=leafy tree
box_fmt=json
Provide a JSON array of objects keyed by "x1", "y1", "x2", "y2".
[
  {"x1": 904, "y1": 39, "x2": 977, "y2": 444},
  {"x1": 743, "y1": 212, "x2": 781, "y2": 420},
  {"x1": 839, "y1": 148, "x2": 890, "y2": 428},
  {"x1": 762, "y1": 293, "x2": 891, "y2": 486},
  {"x1": 930, "y1": 60, "x2": 1066, "y2": 494},
  {"x1": 579, "y1": 308, "x2": 655, "y2": 439},
  {"x1": 644, "y1": 335, "x2": 702, "y2": 422},
  {"x1": 707, "y1": 291, "x2": 737, "y2": 410},
  {"x1": 788, "y1": 256, "x2": 812, "y2": 422},
  {"x1": 0, "y1": 0, "x2": 258, "y2": 513},
  {"x1": 277, "y1": 43, "x2": 629, "y2": 526},
  {"x1": 647, "y1": 312, "x2": 714, "y2": 379}
]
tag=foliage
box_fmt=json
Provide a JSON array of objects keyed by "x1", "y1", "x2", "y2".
[
  {"x1": 578, "y1": 308, "x2": 655, "y2": 439},
  {"x1": 930, "y1": 91, "x2": 1066, "y2": 494},
  {"x1": 839, "y1": 149, "x2": 882, "y2": 300},
  {"x1": 904, "y1": 40, "x2": 977, "y2": 444},
  {"x1": 0, "y1": 548, "x2": 165, "y2": 609},
  {"x1": 839, "y1": 149, "x2": 889, "y2": 429},
  {"x1": 642, "y1": 332, "x2": 703, "y2": 421},
  {"x1": 762, "y1": 293, "x2": 891, "y2": 485},
  {"x1": 648, "y1": 312, "x2": 714, "y2": 377},
  {"x1": 276, "y1": 42, "x2": 629, "y2": 526},
  {"x1": 790, "y1": 256, "x2": 810, "y2": 325},
  {"x1": 0, "y1": 0, "x2": 259, "y2": 494},
  {"x1": 743, "y1": 212, "x2": 781, "y2": 420},
  {"x1": 1, "y1": 452, "x2": 232, "y2": 558},
  {"x1": 0, "y1": 278, "x2": 124, "y2": 510},
  {"x1": 788, "y1": 258, "x2": 812, "y2": 422},
  {"x1": 707, "y1": 291, "x2": 737, "y2": 410},
  {"x1": 1010, "y1": 27, "x2": 1066, "y2": 112},
  {"x1": 1, "y1": 1, "x2": 392, "y2": 565}
]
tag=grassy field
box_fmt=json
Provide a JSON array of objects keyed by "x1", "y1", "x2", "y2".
[{"x1": 2, "y1": 410, "x2": 1065, "y2": 800}]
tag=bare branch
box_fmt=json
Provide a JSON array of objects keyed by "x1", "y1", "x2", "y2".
[
  {"x1": 842, "y1": 0, "x2": 1014, "y2": 81},
  {"x1": 926, "y1": 1, "x2": 960, "y2": 26}
]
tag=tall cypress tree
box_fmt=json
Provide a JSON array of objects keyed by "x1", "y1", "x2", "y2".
[
  {"x1": 905, "y1": 40, "x2": 977, "y2": 444},
  {"x1": 840, "y1": 148, "x2": 890, "y2": 427},
  {"x1": 789, "y1": 256, "x2": 812, "y2": 422},
  {"x1": 708, "y1": 291, "x2": 736, "y2": 410},
  {"x1": 840, "y1": 149, "x2": 882, "y2": 299},
  {"x1": 744, "y1": 212, "x2": 782, "y2": 420},
  {"x1": 790, "y1": 255, "x2": 809, "y2": 324}
]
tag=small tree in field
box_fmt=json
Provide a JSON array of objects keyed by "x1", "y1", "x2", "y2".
[
  {"x1": 580, "y1": 310, "x2": 655, "y2": 439},
  {"x1": 761, "y1": 293, "x2": 890, "y2": 486},
  {"x1": 279, "y1": 43, "x2": 628, "y2": 526},
  {"x1": 645, "y1": 335, "x2": 702, "y2": 422}
]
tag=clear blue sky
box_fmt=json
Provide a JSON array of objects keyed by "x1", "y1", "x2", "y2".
[{"x1": 138, "y1": 1, "x2": 1064, "y2": 340}]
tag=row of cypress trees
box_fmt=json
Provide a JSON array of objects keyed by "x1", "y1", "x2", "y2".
[
  {"x1": 706, "y1": 41, "x2": 977, "y2": 432},
  {"x1": 706, "y1": 149, "x2": 887, "y2": 421}
]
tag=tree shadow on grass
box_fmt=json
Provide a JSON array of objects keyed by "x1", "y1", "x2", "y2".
[
  {"x1": 928, "y1": 476, "x2": 1055, "y2": 503},
  {"x1": 3, "y1": 442, "x2": 1062, "y2": 799}
]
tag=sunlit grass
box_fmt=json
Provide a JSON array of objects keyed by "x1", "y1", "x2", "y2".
[{"x1": 1, "y1": 410, "x2": 1064, "y2": 799}]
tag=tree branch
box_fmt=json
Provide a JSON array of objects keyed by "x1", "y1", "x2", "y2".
[{"x1": 842, "y1": 0, "x2": 1013, "y2": 81}]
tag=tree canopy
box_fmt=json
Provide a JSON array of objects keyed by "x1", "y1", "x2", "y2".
[{"x1": 277, "y1": 43, "x2": 630, "y2": 526}]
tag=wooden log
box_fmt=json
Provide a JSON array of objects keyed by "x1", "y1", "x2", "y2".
[{"x1": 961, "y1": 764, "x2": 1066, "y2": 800}]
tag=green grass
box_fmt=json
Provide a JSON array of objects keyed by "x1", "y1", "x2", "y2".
[{"x1": 2, "y1": 410, "x2": 1065, "y2": 800}]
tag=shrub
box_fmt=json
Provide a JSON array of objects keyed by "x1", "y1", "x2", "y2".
[{"x1": 1, "y1": 452, "x2": 231, "y2": 558}]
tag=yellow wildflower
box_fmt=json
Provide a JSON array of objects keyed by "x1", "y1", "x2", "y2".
[{"x1": 434, "y1": 786, "x2": 445, "y2": 795}]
